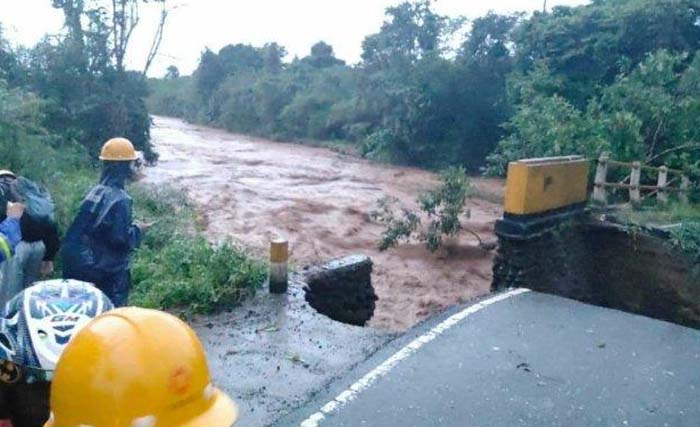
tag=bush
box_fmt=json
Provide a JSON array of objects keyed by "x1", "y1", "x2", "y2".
[
  {"x1": 670, "y1": 222, "x2": 700, "y2": 268},
  {"x1": 129, "y1": 187, "x2": 267, "y2": 314},
  {"x1": 131, "y1": 237, "x2": 267, "y2": 314},
  {"x1": 372, "y1": 166, "x2": 474, "y2": 252}
]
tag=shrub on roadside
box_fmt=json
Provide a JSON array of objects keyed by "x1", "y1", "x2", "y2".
[{"x1": 129, "y1": 187, "x2": 267, "y2": 314}]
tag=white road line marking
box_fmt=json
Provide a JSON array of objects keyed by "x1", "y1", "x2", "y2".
[{"x1": 299, "y1": 288, "x2": 531, "y2": 427}]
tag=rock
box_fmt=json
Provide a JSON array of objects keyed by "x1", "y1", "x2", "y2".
[{"x1": 302, "y1": 254, "x2": 378, "y2": 326}]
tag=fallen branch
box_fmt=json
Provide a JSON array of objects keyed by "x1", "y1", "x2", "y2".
[{"x1": 647, "y1": 143, "x2": 700, "y2": 164}]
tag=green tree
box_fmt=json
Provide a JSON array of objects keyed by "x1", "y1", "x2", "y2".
[
  {"x1": 20, "y1": 0, "x2": 167, "y2": 161},
  {"x1": 513, "y1": 0, "x2": 700, "y2": 106},
  {"x1": 0, "y1": 25, "x2": 25, "y2": 86},
  {"x1": 361, "y1": 0, "x2": 447, "y2": 69},
  {"x1": 263, "y1": 42, "x2": 286, "y2": 74},
  {"x1": 373, "y1": 166, "x2": 480, "y2": 252},
  {"x1": 217, "y1": 44, "x2": 264, "y2": 74},
  {"x1": 165, "y1": 65, "x2": 179, "y2": 79},
  {"x1": 302, "y1": 41, "x2": 345, "y2": 69},
  {"x1": 453, "y1": 13, "x2": 519, "y2": 170},
  {"x1": 279, "y1": 65, "x2": 356, "y2": 139},
  {"x1": 194, "y1": 48, "x2": 225, "y2": 101},
  {"x1": 488, "y1": 50, "x2": 700, "y2": 175},
  {"x1": 357, "y1": 1, "x2": 460, "y2": 166}
]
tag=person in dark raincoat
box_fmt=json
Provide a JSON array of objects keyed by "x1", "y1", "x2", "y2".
[{"x1": 62, "y1": 138, "x2": 149, "y2": 306}]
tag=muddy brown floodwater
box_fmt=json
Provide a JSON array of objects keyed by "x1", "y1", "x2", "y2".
[{"x1": 146, "y1": 116, "x2": 504, "y2": 331}]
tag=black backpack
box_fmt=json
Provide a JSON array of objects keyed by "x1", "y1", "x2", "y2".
[{"x1": 0, "y1": 177, "x2": 55, "y2": 224}]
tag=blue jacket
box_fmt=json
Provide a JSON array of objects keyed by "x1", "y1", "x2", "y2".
[
  {"x1": 0, "y1": 217, "x2": 21, "y2": 263},
  {"x1": 62, "y1": 163, "x2": 141, "y2": 274}
]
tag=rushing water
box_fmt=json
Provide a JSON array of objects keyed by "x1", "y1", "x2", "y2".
[{"x1": 146, "y1": 116, "x2": 503, "y2": 330}]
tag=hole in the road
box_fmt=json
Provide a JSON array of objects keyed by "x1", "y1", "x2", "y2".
[{"x1": 302, "y1": 254, "x2": 377, "y2": 327}]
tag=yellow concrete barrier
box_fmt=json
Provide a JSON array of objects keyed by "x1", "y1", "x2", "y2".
[{"x1": 504, "y1": 156, "x2": 589, "y2": 215}]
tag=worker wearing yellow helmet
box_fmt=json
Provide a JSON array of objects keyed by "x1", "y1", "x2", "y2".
[
  {"x1": 45, "y1": 307, "x2": 238, "y2": 427},
  {"x1": 61, "y1": 138, "x2": 151, "y2": 306}
]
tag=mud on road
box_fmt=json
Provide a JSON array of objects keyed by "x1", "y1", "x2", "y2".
[{"x1": 146, "y1": 116, "x2": 503, "y2": 331}]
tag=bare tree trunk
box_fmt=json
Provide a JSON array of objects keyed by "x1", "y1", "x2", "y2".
[
  {"x1": 143, "y1": 1, "x2": 169, "y2": 76},
  {"x1": 112, "y1": 0, "x2": 140, "y2": 72},
  {"x1": 112, "y1": 0, "x2": 121, "y2": 70}
]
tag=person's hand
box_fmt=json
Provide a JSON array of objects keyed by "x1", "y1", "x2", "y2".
[
  {"x1": 136, "y1": 220, "x2": 156, "y2": 232},
  {"x1": 41, "y1": 261, "x2": 54, "y2": 277},
  {"x1": 6, "y1": 202, "x2": 25, "y2": 219}
]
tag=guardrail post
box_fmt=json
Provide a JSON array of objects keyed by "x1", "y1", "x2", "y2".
[
  {"x1": 630, "y1": 161, "x2": 641, "y2": 205},
  {"x1": 680, "y1": 175, "x2": 690, "y2": 204},
  {"x1": 593, "y1": 153, "x2": 609, "y2": 205},
  {"x1": 657, "y1": 166, "x2": 669, "y2": 204}
]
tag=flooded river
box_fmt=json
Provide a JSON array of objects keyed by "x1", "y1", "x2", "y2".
[{"x1": 146, "y1": 116, "x2": 503, "y2": 330}]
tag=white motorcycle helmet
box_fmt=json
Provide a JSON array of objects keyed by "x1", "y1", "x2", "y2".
[{"x1": 0, "y1": 279, "x2": 113, "y2": 383}]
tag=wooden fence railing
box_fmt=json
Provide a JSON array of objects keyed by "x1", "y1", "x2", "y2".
[{"x1": 593, "y1": 153, "x2": 690, "y2": 205}]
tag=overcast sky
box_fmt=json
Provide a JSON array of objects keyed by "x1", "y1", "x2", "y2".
[{"x1": 1, "y1": 0, "x2": 588, "y2": 77}]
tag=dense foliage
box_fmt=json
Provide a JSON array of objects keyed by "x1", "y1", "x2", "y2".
[
  {"x1": 0, "y1": 2, "x2": 266, "y2": 313},
  {"x1": 149, "y1": 2, "x2": 515, "y2": 171},
  {"x1": 149, "y1": 0, "x2": 700, "y2": 176},
  {"x1": 488, "y1": 0, "x2": 700, "y2": 175},
  {"x1": 0, "y1": 77, "x2": 266, "y2": 312},
  {"x1": 2, "y1": 1, "x2": 156, "y2": 161},
  {"x1": 130, "y1": 188, "x2": 266, "y2": 314}
]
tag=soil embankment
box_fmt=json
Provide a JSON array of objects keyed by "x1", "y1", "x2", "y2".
[{"x1": 146, "y1": 116, "x2": 503, "y2": 330}]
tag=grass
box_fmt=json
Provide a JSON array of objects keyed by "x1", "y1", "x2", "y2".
[
  {"x1": 604, "y1": 201, "x2": 700, "y2": 227},
  {"x1": 669, "y1": 222, "x2": 700, "y2": 264},
  {"x1": 129, "y1": 186, "x2": 267, "y2": 314},
  {"x1": 597, "y1": 199, "x2": 700, "y2": 274}
]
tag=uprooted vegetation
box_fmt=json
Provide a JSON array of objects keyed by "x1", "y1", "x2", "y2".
[{"x1": 372, "y1": 166, "x2": 493, "y2": 253}]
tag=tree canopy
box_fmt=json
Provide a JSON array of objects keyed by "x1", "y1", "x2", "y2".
[
  {"x1": 1, "y1": 0, "x2": 168, "y2": 161},
  {"x1": 149, "y1": 0, "x2": 700, "y2": 176}
]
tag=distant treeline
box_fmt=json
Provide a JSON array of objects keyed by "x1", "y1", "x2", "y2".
[{"x1": 150, "y1": 0, "x2": 700, "y2": 175}]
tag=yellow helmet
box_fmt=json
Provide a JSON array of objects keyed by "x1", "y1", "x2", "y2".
[
  {"x1": 45, "y1": 308, "x2": 238, "y2": 427},
  {"x1": 99, "y1": 137, "x2": 138, "y2": 161}
]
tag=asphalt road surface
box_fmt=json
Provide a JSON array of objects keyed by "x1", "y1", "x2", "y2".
[{"x1": 274, "y1": 290, "x2": 700, "y2": 427}]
